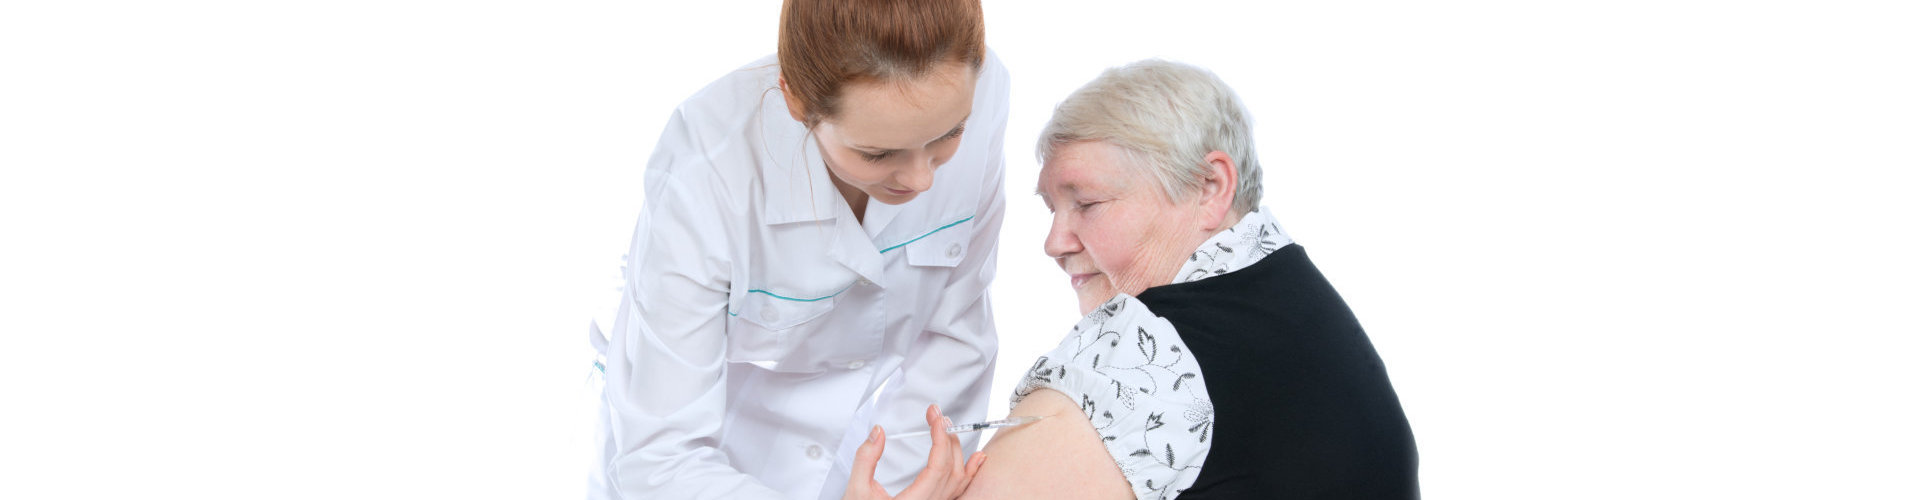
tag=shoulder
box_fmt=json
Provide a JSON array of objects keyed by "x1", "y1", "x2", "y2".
[
  {"x1": 1136, "y1": 243, "x2": 1371, "y2": 371},
  {"x1": 647, "y1": 56, "x2": 788, "y2": 208},
  {"x1": 662, "y1": 54, "x2": 784, "y2": 164},
  {"x1": 968, "y1": 48, "x2": 1011, "y2": 134},
  {"x1": 1142, "y1": 244, "x2": 1332, "y2": 309},
  {"x1": 979, "y1": 47, "x2": 1010, "y2": 99}
]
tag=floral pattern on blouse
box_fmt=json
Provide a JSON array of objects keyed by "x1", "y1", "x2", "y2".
[{"x1": 1012, "y1": 208, "x2": 1290, "y2": 499}]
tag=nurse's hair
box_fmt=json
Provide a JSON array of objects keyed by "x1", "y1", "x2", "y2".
[
  {"x1": 778, "y1": 0, "x2": 985, "y2": 128},
  {"x1": 1037, "y1": 60, "x2": 1265, "y2": 218}
]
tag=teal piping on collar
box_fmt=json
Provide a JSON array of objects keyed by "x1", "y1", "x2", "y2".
[{"x1": 879, "y1": 215, "x2": 974, "y2": 254}]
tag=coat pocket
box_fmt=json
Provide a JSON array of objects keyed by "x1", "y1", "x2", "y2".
[{"x1": 726, "y1": 290, "x2": 837, "y2": 364}]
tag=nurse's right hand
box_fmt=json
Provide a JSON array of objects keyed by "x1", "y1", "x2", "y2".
[{"x1": 843, "y1": 404, "x2": 988, "y2": 500}]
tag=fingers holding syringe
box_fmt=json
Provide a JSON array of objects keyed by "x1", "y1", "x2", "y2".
[
  {"x1": 931, "y1": 405, "x2": 986, "y2": 499},
  {"x1": 896, "y1": 404, "x2": 965, "y2": 499},
  {"x1": 843, "y1": 425, "x2": 887, "y2": 500},
  {"x1": 925, "y1": 404, "x2": 957, "y2": 481},
  {"x1": 936, "y1": 404, "x2": 965, "y2": 479}
]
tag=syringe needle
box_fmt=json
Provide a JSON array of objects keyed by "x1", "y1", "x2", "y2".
[{"x1": 888, "y1": 415, "x2": 1046, "y2": 440}]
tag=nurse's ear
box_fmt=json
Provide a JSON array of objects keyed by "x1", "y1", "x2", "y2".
[{"x1": 778, "y1": 77, "x2": 809, "y2": 124}]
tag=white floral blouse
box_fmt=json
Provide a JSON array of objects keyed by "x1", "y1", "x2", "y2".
[{"x1": 1011, "y1": 207, "x2": 1292, "y2": 499}]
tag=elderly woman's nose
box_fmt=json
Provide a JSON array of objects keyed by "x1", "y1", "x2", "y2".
[{"x1": 1043, "y1": 212, "x2": 1081, "y2": 257}]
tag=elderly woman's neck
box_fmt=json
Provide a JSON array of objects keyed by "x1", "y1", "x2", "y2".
[
  {"x1": 1123, "y1": 212, "x2": 1237, "y2": 292},
  {"x1": 1219, "y1": 209, "x2": 1250, "y2": 233},
  {"x1": 1153, "y1": 209, "x2": 1250, "y2": 284}
]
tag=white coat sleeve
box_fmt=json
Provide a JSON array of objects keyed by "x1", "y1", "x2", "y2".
[
  {"x1": 870, "y1": 56, "x2": 1011, "y2": 488},
  {"x1": 600, "y1": 109, "x2": 784, "y2": 499}
]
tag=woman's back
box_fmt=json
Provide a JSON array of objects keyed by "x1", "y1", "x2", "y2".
[{"x1": 1137, "y1": 243, "x2": 1418, "y2": 498}]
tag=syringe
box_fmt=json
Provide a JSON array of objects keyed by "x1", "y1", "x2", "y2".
[{"x1": 888, "y1": 415, "x2": 1046, "y2": 440}]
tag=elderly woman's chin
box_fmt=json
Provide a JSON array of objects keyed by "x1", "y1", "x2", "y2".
[{"x1": 1071, "y1": 275, "x2": 1113, "y2": 316}]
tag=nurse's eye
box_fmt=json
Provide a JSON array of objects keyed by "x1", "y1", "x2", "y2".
[
  {"x1": 936, "y1": 125, "x2": 966, "y2": 142},
  {"x1": 860, "y1": 150, "x2": 893, "y2": 162}
]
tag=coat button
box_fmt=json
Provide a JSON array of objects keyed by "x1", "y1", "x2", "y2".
[
  {"x1": 806, "y1": 444, "x2": 824, "y2": 460},
  {"x1": 761, "y1": 306, "x2": 780, "y2": 322},
  {"x1": 847, "y1": 360, "x2": 865, "y2": 370},
  {"x1": 857, "y1": 278, "x2": 873, "y2": 287},
  {"x1": 946, "y1": 243, "x2": 962, "y2": 259}
]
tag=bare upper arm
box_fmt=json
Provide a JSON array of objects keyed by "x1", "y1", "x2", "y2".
[{"x1": 959, "y1": 389, "x2": 1133, "y2": 500}]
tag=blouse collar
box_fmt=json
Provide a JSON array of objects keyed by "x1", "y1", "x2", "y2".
[{"x1": 1171, "y1": 207, "x2": 1293, "y2": 285}]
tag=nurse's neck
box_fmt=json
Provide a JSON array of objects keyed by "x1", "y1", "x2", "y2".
[{"x1": 830, "y1": 175, "x2": 870, "y2": 225}]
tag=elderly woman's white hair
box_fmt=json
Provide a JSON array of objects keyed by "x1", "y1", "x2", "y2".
[{"x1": 1037, "y1": 59, "x2": 1264, "y2": 217}]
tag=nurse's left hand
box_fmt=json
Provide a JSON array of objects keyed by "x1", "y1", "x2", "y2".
[{"x1": 843, "y1": 404, "x2": 987, "y2": 500}]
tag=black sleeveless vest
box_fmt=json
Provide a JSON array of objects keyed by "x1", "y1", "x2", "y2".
[{"x1": 1137, "y1": 244, "x2": 1419, "y2": 498}]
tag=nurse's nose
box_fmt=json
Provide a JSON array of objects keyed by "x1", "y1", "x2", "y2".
[{"x1": 899, "y1": 154, "x2": 936, "y2": 193}]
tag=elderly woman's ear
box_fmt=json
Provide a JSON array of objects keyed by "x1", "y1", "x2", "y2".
[{"x1": 1198, "y1": 150, "x2": 1242, "y2": 231}]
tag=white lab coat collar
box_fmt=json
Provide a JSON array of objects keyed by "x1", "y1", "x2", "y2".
[
  {"x1": 857, "y1": 194, "x2": 904, "y2": 240},
  {"x1": 754, "y1": 80, "x2": 914, "y2": 239},
  {"x1": 751, "y1": 89, "x2": 887, "y2": 284},
  {"x1": 825, "y1": 209, "x2": 886, "y2": 286}
]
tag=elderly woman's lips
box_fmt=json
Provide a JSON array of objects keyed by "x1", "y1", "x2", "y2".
[{"x1": 1069, "y1": 274, "x2": 1096, "y2": 288}]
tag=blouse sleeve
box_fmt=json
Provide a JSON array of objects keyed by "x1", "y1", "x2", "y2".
[{"x1": 1012, "y1": 295, "x2": 1218, "y2": 499}]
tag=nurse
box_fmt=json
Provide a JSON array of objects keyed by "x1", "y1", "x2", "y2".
[{"x1": 588, "y1": 0, "x2": 1007, "y2": 498}]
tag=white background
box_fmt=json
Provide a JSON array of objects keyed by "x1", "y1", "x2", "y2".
[{"x1": 3, "y1": 0, "x2": 1916, "y2": 498}]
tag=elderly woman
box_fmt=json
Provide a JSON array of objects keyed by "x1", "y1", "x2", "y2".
[{"x1": 845, "y1": 60, "x2": 1418, "y2": 500}]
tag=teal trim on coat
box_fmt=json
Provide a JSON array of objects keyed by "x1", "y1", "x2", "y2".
[
  {"x1": 723, "y1": 214, "x2": 972, "y2": 316},
  {"x1": 879, "y1": 215, "x2": 974, "y2": 254},
  {"x1": 726, "y1": 282, "x2": 854, "y2": 316}
]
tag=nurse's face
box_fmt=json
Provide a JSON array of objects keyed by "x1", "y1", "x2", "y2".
[{"x1": 810, "y1": 62, "x2": 977, "y2": 206}]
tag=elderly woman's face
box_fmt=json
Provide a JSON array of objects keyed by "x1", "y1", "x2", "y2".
[{"x1": 1038, "y1": 141, "x2": 1213, "y2": 315}]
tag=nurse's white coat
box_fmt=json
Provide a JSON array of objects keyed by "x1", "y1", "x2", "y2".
[{"x1": 589, "y1": 51, "x2": 1009, "y2": 499}]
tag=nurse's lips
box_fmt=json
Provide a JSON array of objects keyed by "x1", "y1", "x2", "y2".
[{"x1": 885, "y1": 187, "x2": 915, "y2": 196}]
